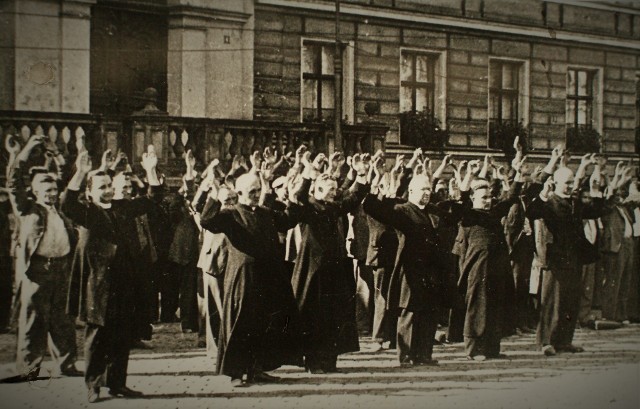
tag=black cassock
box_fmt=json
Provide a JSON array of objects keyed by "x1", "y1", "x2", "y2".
[
  {"x1": 290, "y1": 179, "x2": 368, "y2": 371},
  {"x1": 200, "y1": 199, "x2": 303, "y2": 379}
]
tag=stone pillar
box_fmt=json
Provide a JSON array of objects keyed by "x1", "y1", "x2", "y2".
[
  {"x1": 167, "y1": 0, "x2": 254, "y2": 119},
  {"x1": 0, "y1": 0, "x2": 95, "y2": 113}
]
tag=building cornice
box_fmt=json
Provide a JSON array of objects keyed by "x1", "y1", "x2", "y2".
[
  {"x1": 547, "y1": 1, "x2": 640, "y2": 16},
  {"x1": 257, "y1": 0, "x2": 640, "y2": 51},
  {"x1": 168, "y1": 5, "x2": 252, "y2": 24}
]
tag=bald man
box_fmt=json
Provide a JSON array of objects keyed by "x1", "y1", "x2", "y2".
[
  {"x1": 7, "y1": 135, "x2": 80, "y2": 381},
  {"x1": 200, "y1": 171, "x2": 302, "y2": 387},
  {"x1": 363, "y1": 174, "x2": 449, "y2": 367},
  {"x1": 527, "y1": 164, "x2": 604, "y2": 356}
]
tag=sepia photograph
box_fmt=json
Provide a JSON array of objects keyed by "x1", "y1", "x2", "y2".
[{"x1": 0, "y1": 0, "x2": 639, "y2": 408}]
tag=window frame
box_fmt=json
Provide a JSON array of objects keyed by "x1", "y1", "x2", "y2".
[
  {"x1": 565, "y1": 65, "x2": 603, "y2": 135},
  {"x1": 400, "y1": 50, "x2": 436, "y2": 114},
  {"x1": 398, "y1": 47, "x2": 447, "y2": 126},
  {"x1": 487, "y1": 57, "x2": 530, "y2": 148},
  {"x1": 301, "y1": 40, "x2": 336, "y2": 122},
  {"x1": 300, "y1": 37, "x2": 355, "y2": 124}
]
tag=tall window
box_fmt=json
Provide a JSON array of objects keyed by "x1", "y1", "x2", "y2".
[
  {"x1": 400, "y1": 51, "x2": 436, "y2": 114},
  {"x1": 636, "y1": 75, "x2": 640, "y2": 154},
  {"x1": 488, "y1": 60, "x2": 526, "y2": 149},
  {"x1": 302, "y1": 41, "x2": 335, "y2": 122},
  {"x1": 566, "y1": 68, "x2": 596, "y2": 130},
  {"x1": 566, "y1": 68, "x2": 602, "y2": 152},
  {"x1": 490, "y1": 61, "x2": 520, "y2": 124}
]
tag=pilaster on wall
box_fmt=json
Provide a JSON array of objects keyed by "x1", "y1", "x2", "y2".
[
  {"x1": 167, "y1": 1, "x2": 254, "y2": 119},
  {"x1": 0, "y1": 0, "x2": 95, "y2": 113}
]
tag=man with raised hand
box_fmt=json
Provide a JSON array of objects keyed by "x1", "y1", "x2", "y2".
[
  {"x1": 289, "y1": 150, "x2": 370, "y2": 373},
  {"x1": 199, "y1": 154, "x2": 302, "y2": 387},
  {"x1": 362, "y1": 156, "x2": 447, "y2": 367},
  {"x1": 526, "y1": 147, "x2": 605, "y2": 356},
  {"x1": 7, "y1": 134, "x2": 81, "y2": 382},
  {"x1": 63, "y1": 146, "x2": 160, "y2": 402}
]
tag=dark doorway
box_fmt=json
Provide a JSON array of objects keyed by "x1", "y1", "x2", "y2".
[{"x1": 90, "y1": 4, "x2": 168, "y2": 116}]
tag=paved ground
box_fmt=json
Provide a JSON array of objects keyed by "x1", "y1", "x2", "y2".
[{"x1": 0, "y1": 324, "x2": 639, "y2": 409}]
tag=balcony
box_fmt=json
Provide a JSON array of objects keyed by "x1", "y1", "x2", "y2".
[{"x1": 0, "y1": 111, "x2": 388, "y2": 186}]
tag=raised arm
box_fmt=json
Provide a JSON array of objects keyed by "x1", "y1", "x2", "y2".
[{"x1": 61, "y1": 151, "x2": 94, "y2": 227}]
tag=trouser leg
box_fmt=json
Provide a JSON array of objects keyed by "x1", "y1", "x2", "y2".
[
  {"x1": 203, "y1": 273, "x2": 220, "y2": 359},
  {"x1": 543, "y1": 267, "x2": 580, "y2": 348},
  {"x1": 355, "y1": 262, "x2": 373, "y2": 335},
  {"x1": 601, "y1": 252, "x2": 621, "y2": 321},
  {"x1": 84, "y1": 324, "x2": 108, "y2": 389},
  {"x1": 105, "y1": 337, "x2": 131, "y2": 389},
  {"x1": 371, "y1": 267, "x2": 388, "y2": 342},
  {"x1": 628, "y1": 238, "x2": 640, "y2": 321},
  {"x1": 578, "y1": 263, "x2": 596, "y2": 324},
  {"x1": 0, "y1": 255, "x2": 13, "y2": 330},
  {"x1": 397, "y1": 309, "x2": 436, "y2": 363},
  {"x1": 615, "y1": 238, "x2": 634, "y2": 322},
  {"x1": 47, "y1": 259, "x2": 77, "y2": 373},
  {"x1": 537, "y1": 268, "x2": 559, "y2": 348},
  {"x1": 179, "y1": 263, "x2": 199, "y2": 332},
  {"x1": 160, "y1": 263, "x2": 180, "y2": 322},
  {"x1": 16, "y1": 272, "x2": 49, "y2": 377}
]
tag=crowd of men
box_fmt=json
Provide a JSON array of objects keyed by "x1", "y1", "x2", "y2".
[{"x1": 1, "y1": 132, "x2": 639, "y2": 402}]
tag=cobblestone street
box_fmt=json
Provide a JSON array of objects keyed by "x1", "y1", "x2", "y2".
[{"x1": 0, "y1": 324, "x2": 639, "y2": 409}]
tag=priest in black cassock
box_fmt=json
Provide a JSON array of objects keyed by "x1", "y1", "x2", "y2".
[
  {"x1": 199, "y1": 163, "x2": 303, "y2": 387},
  {"x1": 289, "y1": 152, "x2": 370, "y2": 373}
]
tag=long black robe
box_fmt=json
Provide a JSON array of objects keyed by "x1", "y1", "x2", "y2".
[
  {"x1": 200, "y1": 199, "x2": 303, "y2": 378},
  {"x1": 452, "y1": 184, "x2": 521, "y2": 357},
  {"x1": 290, "y1": 179, "x2": 369, "y2": 363}
]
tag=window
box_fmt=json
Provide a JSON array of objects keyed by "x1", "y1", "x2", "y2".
[
  {"x1": 636, "y1": 75, "x2": 640, "y2": 154},
  {"x1": 301, "y1": 40, "x2": 354, "y2": 123},
  {"x1": 400, "y1": 51, "x2": 438, "y2": 113},
  {"x1": 566, "y1": 68, "x2": 596, "y2": 129},
  {"x1": 399, "y1": 49, "x2": 446, "y2": 147},
  {"x1": 565, "y1": 68, "x2": 602, "y2": 152},
  {"x1": 488, "y1": 59, "x2": 528, "y2": 149},
  {"x1": 302, "y1": 42, "x2": 335, "y2": 122}
]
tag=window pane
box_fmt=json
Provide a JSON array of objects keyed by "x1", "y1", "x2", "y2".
[
  {"x1": 490, "y1": 93, "x2": 500, "y2": 119},
  {"x1": 567, "y1": 70, "x2": 576, "y2": 95},
  {"x1": 400, "y1": 53, "x2": 414, "y2": 82},
  {"x1": 321, "y1": 80, "x2": 335, "y2": 109},
  {"x1": 303, "y1": 79, "x2": 318, "y2": 109},
  {"x1": 502, "y1": 64, "x2": 516, "y2": 90},
  {"x1": 400, "y1": 86, "x2": 413, "y2": 112},
  {"x1": 577, "y1": 71, "x2": 588, "y2": 96},
  {"x1": 302, "y1": 44, "x2": 319, "y2": 74},
  {"x1": 416, "y1": 87, "x2": 432, "y2": 112},
  {"x1": 321, "y1": 45, "x2": 335, "y2": 75},
  {"x1": 502, "y1": 95, "x2": 515, "y2": 120},
  {"x1": 577, "y1": 100, "x2": 587, "y2": 125},
  {"x1": 416, "y1": 55, "x2": 431, "y2": 82},
  {"x1": 566, "y1": 100, "x2": 575, "y2": 124}
]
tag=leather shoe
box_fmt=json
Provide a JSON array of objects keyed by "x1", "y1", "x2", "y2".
[
  {"x1": 542, "y1": 345, "x2": 556, "y2": 356},
  {"x1": 108, "y1": 386, "x2": 143, "y2": 397},
  {"x1": 414, "y1": 359, "x2": 439, "y2": 366},
  {"x1": 252, "y1": 372, "x2": 281, "y2": 383},
  {"x1": 60, "y1": 367, "x2": 83, "y2": 377},
  {"x1": 88, "y1": 387, "x2": 100, "y2": 403},
  {"x1": 557, "y1": 344, "x2": 584, "y2": 353}
]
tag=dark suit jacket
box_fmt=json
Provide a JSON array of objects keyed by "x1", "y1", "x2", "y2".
[
  {"x1": 527, "y1": 193, "x2": 604, "y2": 269},
  {"x1": 600, "y1": 203, "x2": 633, "y2": 254},
  {"x1": 363, "y1": 195, "x2": 447, "y2": 311}
]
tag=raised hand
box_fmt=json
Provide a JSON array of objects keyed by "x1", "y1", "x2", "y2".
[
  {"x1": 406, "y1": 148, "x2": 423, "y2": 169},
  {"x1": 541, "y1": 177, "x2": 555, "y2": 200},
  {"x1": 328, "y1": 151, "x2": 344, "y2": 175},
  {"x1": 142, "y1": 145, "x2": 158, "y2": 172},
  {"x1": 294, "y1": 145, "x2": 307, "y2": 169},
  {"x1": 75, "y1": 150, "x2": 93, "y2": 175},
  {"x1": 185, "y1": 149, "x2": 196, "y2": 169},
  {"x1": 5, "y1": 134, "x2": 22, "y2": 157},
  {"x1": 249, "y1": 150, "x2": 262, "y2": 171},
  {"x1": 100, "y1": 149, "x2": 114, "y2": 171}
]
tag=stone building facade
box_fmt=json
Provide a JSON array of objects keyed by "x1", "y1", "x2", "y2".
[{"x1": 1, "y1": 0, "x2": 639, "y2": 157}]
